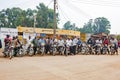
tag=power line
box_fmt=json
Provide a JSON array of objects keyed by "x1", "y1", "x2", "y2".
[
  {"x1": 71, "y1": 0, "x2": 120, "y2": 7},
  {"x1": 57, "y1": 4, "x2": 70, "y2": 21},
  {"x1": 61, "y1": 0, "x2": 92, "y2": 18},
  {"x1": 59, "y1": 0, "x2": 81, "y2": 24},
  {"x1": 47, "y1": 0, "x2": 54, "y2": 7}
]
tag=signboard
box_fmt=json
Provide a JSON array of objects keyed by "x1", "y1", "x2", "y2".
[
  {"x1": 23, "y1": 32, "x2": 36, "y2": 40},
  {"x1": 40, "y1": 33, "x2": 46, "y2": 37},
  {"x1": 80, "y1": 33, "x2": 86, "y2": 42},
  {"x1": 0, "y1": 28, "x2": 18, "y2": 38},
  {"x1": 0, "y1": 28, "x2": 18, "y2": 49}
]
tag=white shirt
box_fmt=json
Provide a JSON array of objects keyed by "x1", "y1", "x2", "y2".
[
  {"x1": 27, "y1": 38, "x2": 33, "y2": 45},
  {"x1": 58, "y1": 39, "x2": 64, "y2": 46},
  {"x1": 73, "y1": 38, "x2": 78, "y2": 46},
  {"x1": 110, "y1": 39, "x2": 118, "y2": 45},
  {"x1": 66, "y1": 39, "x2": 73, "y2": 46},
  {"x1": 96, "y1": 39, "x2": 102, "y2": 44}
]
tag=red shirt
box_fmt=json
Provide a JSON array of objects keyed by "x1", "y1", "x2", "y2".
[
  {"x1": 4, "y1": 37, "x2": 12, "y2": 46},
  {"x1": 103, "y1": 39, "x2": 108, "y2": 45},
  {"x1": 118, "y1": 41, "x2": 120, "y2": 47}
]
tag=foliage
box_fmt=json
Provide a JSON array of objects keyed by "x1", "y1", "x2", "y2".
[
  {"x1": 0, "y1": 3, "x2": 59, "y2": 29},
  {"x1": 79, "y1": 17, "x2": 111, "y2": 34},
  {"x1": 63, "y1": 21, "x2": 79, "y2": 31}
]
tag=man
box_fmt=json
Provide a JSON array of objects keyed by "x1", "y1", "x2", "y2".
[
  {"x1": 32, "y1": 37, "x2": 38, "y2": 55},
  {"x1": 12, "y1": 36, "x2": 18, "y2": 57},
  {"x1": 87, "y1": 37, "x2": 93, "y2": 46},
  {"x1": 27, "y1": 36, "x2": 33, "y2": 49},
  {"x1": 72, "y1": 37, "x2": 78, "y2": 55},
  {"x1": 110, "y1": 37, "x2": 118, "y2": 54},
  {"x1": 57, "y1": 37, "x2": 64, "y2": 53},
  {"x1": 3, "y1": 35, "x2": 12, "y2": 57},
  {"x1": 0, "y1": 39, "x2": 2, "y2": 48},
  {"x1": 45, "y1": 37, "x2": 50, "y2": 54},
  {"x1": 66, "y1": 38, "x2": 73, "y2": 55}
]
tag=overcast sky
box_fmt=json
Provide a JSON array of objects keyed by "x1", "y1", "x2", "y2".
[{"x1": 0, "y1": 0, "x2": 120, "y2": 34}]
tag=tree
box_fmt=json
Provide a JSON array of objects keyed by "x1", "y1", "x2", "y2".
[
  {"x1": 0, "y1": 3, "x2": 59, "y2": 29},
  {"x1": 36, "y1": 3, "x2": 59, "y2": 28},
  {"x1": 63, "y1": 21, "x2": 79, "y2": 31},
  {"x1": 80, "y1": 17, "x2": 111, "y2": 34},
  {"x1": 0, "y1": 8, "x2": 24, "y2": 28},
  {"x1": 93, "y1": 17, "x2": 111, "y2": 34},
  {"x1": 80, "y1": 19, "x2": 93, "y2": 33}
]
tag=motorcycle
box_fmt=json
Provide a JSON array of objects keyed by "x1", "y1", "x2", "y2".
[
  {"x1": 40, "y1": 43, "x2": 45, "y2": 56},
  {"x1": 110, "y1": 44, "x2": 116, "y2": 55},
  {"x1": 50, "y1": 43, "x2": 57, "y2": 56},
  {"x1": 58, "y1": 46, "x2": 65, "y2": 55},
  {"x1": 13, "y1": 44, "x2": 24, "y2": 57},
  {"x1": 64, "y1": 45, "x2": 70, "y2": 56},
  {"x1": 76, "y1": 44, "x2": 82, "y2": 54},
  {"x1": 87, "y1": 44, "x2": 94, "y2": 55},
  {"x1": 3, "y1": 45, "x2": 14, "y2": 59},
  {"x1": 94, "y1": 44, "x2": 102, "y2": 55},
  {"x1": 26, "y1": 44, "x2": 34, "y2": 56},
  {"x1": 102, "y1": 45, "x2": 108, "y2": 55},
  {"x1": 81, "y1": 43, "x2": 89, "y2": 55}
]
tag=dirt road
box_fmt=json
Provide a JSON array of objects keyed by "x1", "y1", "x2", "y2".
[{"x1": 0, "y1": 53, "x2": 120, "y2": 80}]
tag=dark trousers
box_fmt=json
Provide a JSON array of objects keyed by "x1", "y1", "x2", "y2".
[
  {"x1": 70, "y1": 46, "x2": 73, "y2": 54},
  {"x1": 13, "y1": 47, "x2": 18, "y2": 56},
  {"x1": 73, "y1": 45, "x2": 76, "y2": 55},
  {"x1": 33, "y1": 46, "x2": 37, "y2": 55},
  {"x1": 45, "y1": 44, "x2": 50, "y2": 54}
]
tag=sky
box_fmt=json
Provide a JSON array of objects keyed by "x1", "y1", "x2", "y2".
[{"x1": 0, "y1": 0, "x2": 120, "y2": 34}]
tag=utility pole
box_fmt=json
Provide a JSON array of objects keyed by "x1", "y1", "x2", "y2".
[
  {"x1": 53, "y1": 0, "x2": 57, "y2": 38},
  {"x1": 33, "y1": 13, "x2": 37, "y2": 33}
]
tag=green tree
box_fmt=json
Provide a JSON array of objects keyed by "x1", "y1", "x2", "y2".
[
  {"x1": 80, "y1": 17, "x2": 111, "y2": 34},
  {"x1": 36, "y1": 3, "x2": 59, "y2": 28},
  {"x1": 93, "y1": 17, "x2": 111, "y2": 34},
  {"x1": 0, "y1": 3, "x2": 59, "y2": 29},
  {"x1": 80, "y1": 19, "x2": 93, "y2": 33},
  {"x1": 63, "y1": 21, "x2": 79, "y2": 31}
]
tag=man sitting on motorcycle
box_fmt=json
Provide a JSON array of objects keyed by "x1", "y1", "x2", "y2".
[
  {"x1": 102, "y1": 38, "x2": 109, "y2": 54},
  {"x1": 93, "y1": 38, "x2": 102, "y2": 54},
  {"x1": 66, "y1": 38, "x2": 73, "y2": 55},
  {"x1": 27, "y1": 36, "x2": 33, "y2": 50},
  {"x1": 110, "y1": 37, "x2": 118, "y2": 54},
  {"x1": 3, "y1": 35, "x2": 12, "y2": 57},
  {"x1": 57, "y1": 37, "x2": 65, "y2": 53}
]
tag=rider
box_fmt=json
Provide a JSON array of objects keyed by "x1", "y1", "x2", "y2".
[
  {"x1": 45, "y1": 37, "x2": 50, "y2": 54},
  {"x1": 32, "y1": 36, "x2": 38, "y2": 55},
  {"x1": 110, "y1": 37, "x2": 118, "y2": 54},
  {"x1": 12, "y1": 36, "x2": 18, "y2": 57},
  {"x1": 72, "y1": 37, "x2": 78, "y2": 55},
  {"x1": 87, "y1": 37, "x2": 93, "y2": 47},
  {"x1": 57, "y1": 37, "x2": 64, "y2": 52},
  {"x1": 0, "y1": 38, "x2": 2, "y2": 48},
  {"x1": 27, "y1": 36, "x2": 33, "y2": 50},
  {"x1": 102, "y1": 38, "x2": 109, "y2": 54},
  {"x1": 66, "y1": 38, "x2": 74, "y2": 55},
  {"x1": 38, "y1": 37, "x2": 45, "y2": 49},
  {"x1": 3, "y1": 35, "x2": 12, "y2": 57}
]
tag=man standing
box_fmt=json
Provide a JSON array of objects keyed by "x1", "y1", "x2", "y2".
[
  {"x1": 72, "y1": 37, "x2": 78, "y2": 55},
  {"x1": 32, "y1": 37, "x2": 38, "y2": 55},
  {"x1": 45, "y1": 37, "x2": 50, "y2": 54},
  {"x1": 0, "y1": 39, "x2": 2, "y2": 48}
]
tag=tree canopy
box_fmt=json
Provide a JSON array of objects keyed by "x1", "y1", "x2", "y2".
[
  {"x1": 63, "y1": 21, "x2": 79, "y2": 31},
  {"x1": 79, "y1": 17, "x2": 111, "y2": 34},
  {"x1": 0, "y1": 3, "x2": 59, "y2": 29}
]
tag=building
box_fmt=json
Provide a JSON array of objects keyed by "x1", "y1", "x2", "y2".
[{"x1": 17, "y1": 26, "x2": 80, "y2": 41}]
